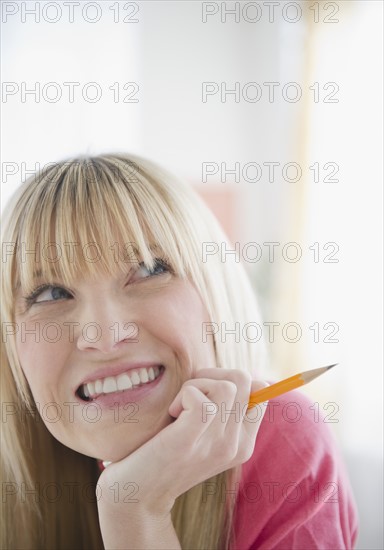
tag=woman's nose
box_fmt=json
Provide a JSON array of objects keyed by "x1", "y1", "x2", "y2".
[{"x1": 75, "y1": 299, "x2": 139, "y2": 353}]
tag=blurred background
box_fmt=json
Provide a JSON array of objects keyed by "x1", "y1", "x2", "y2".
[{"x1": 1, "y1": 1, "x2": 382, "y2": 547}]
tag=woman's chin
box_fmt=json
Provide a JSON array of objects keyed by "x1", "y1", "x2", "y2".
[
  {"x1": 50, "y1": 409, "x2": 175, "y2": 463},
  {"x1": 86, "y1": 421, "x2": 173, "y2": 463}
]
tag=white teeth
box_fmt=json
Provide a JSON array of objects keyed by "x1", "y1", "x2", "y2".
[
  {"x1": 103, "y1": 377, "x2": 117, "y2": 394},
  {"x1": 81, "y1": 365, "x2": 163, "y2": 399},
  {"x1": 116, "y1": 373, "x2": 132, "y2": 391},
  {"x1": 130, "y1": 371, "x2": 141, "y2": 386},
  {"x1": 139, "y1": 368, "x2": 149, "y2": 384}
]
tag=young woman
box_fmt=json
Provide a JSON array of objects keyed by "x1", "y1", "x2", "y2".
[{"x1": 1, "y1": 154, "x2": 358, "y2": 549}]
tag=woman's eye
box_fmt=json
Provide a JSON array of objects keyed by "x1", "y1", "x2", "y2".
[
  {"x1": 132, "y1": 258, "x2": 170, "y2": 281},
  {"x1": 27, "y1": 285, "x2": 72, "y2": 305}
]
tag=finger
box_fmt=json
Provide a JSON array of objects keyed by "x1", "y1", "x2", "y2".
[
  {"x1": 168, "y1": 378, "x2": 237, "y2": 421},
  {"x1": 237, "y1": 381, "x2": 269, "y2": 457},
  {"x1": 233, "y1": 403, "x2": 266, "y2": 462},
  {"x1": 181, "y1": 370, "x2": 263, "y2": 437},
  {"x1": 243, "y1": 380, "x2": 269, "y2": 422},
  {"x1": 191, "y1": 368, "x2": 253, "y2": 415},
  {"x1": 222, "y1": 378, "x2": 268, "y2": 450},
  {"x1": 221, "y1": 382, "x2": 269, "y2": 467},
  {"x1": 164, "y1": 385, "x2": 218, "y2": 444}
]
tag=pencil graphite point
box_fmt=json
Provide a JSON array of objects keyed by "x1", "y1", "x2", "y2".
[{"x1": 301, "y1": 363, "x2": 338, "y2": 384}]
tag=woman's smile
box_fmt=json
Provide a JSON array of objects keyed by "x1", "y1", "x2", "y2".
[
  {"x1": 75, "y1": 362, "x2": 166, "y2": 407},
  {"x1": 76, "y1": 362, "x2": 165, "y2": 401}
]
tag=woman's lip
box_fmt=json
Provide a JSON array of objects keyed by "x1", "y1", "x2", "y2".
[
  {"x1": 74, "y1": 362, "x2": 165, "y2": 393},
  {"x1": 75, "y1": 367, "x2": 165, "y2": 407}
]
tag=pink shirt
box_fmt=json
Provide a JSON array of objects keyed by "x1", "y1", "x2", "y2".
[{"x1": 232, "y1": 391, "x2": 358, "y2": 549}]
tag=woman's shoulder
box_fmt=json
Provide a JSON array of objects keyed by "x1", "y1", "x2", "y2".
[
  {"x1": 254, "y1": 388, "x2": 339, "y2": 472},
  {"x1": 232, "y1": 389, "x2": 359, "y2": 549},
  {"x1": 242, "y1": 389, "x2": 349, "y2": 494}
]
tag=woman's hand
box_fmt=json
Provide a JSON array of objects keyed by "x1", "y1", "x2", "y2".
[{"x1": 96, "y1": 369, "x2": 267, "y2": 549}]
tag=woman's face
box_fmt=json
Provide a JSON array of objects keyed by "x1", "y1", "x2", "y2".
[{"x1": 14, "y1": 256, "x2": 217, "y2": 462}]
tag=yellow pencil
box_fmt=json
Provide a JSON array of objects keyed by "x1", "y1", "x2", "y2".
[{"x1": 247, "y1": 364, "x2": 337, "y2": 410}]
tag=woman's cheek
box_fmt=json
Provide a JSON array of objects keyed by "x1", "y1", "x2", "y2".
[{"x1": 16, "y1": 332, "x2": 66, "y2": 400}]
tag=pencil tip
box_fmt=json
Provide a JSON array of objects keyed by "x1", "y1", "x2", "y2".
[{"x1": 326, "y1": 363, "x2": 338, "y2": 370}]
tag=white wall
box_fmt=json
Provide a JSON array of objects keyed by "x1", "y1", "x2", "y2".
[{"x1": 1, "y1": 1, "x2": 142, "y2": 208}]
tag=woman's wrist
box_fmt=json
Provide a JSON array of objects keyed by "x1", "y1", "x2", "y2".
[
  {"x1": 97, "y1": 470, "x2": 179, "y2": 550},
  {"x1": 97, "y1": 502, "x2": 181, "y2": 550},
  {"x1": 97, "y1": 462, "x2": 176, "y2": 517}
]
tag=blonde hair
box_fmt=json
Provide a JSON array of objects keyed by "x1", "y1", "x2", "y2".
[{"x1": 1, "y1": 154, "x2": 266, "y2": 549}]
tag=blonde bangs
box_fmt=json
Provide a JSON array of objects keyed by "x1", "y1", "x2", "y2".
[{"x1": 10, "y1": 156, "x2": 192, "y2": 297}]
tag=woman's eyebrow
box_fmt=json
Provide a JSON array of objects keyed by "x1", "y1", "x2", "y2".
[
  {"x1": 15, "y1": 270, "x2": 60, "y2": 292},
  {"x1": 14, "y1": 270, "x2": 43, "y2": 291},
  {"x1": 18, "y1": 247, "x2": 166, "y2": 286},
  {"x1": 148, "y1": 244, "x2": 168, "y2": 257}
]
